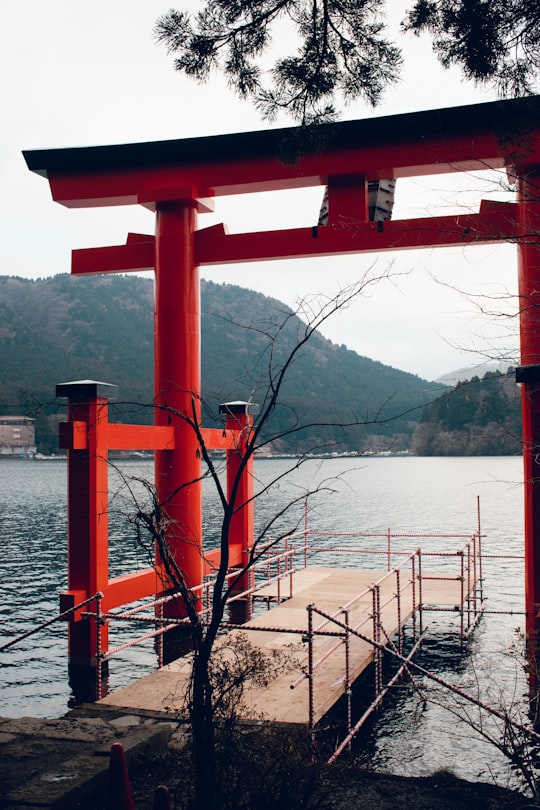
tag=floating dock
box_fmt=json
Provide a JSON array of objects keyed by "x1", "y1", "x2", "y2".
[{"x1": 99, "y1": 559, "x2": 476, "y2": 728}]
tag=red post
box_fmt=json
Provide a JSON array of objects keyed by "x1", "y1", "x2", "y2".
[
  {"x1": 154, "y1": 199, "x2": 203, "y2": 614},
  {"x1": 56, "y1": 380, "x2": 117, "y2": 700},
  {"x1": 220, "y1": 401, "x2": 255, "y2": 622},
  {"x1": 106, "y1": 743, "x2": 135, "y2": 810},
  {"x1": 516, "y1": 165, "x2": 540, "y2": 664}
]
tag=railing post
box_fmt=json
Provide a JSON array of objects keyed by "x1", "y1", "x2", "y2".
[
  {"x1": 95, "y1": 592, "x2": 104, "y2": 700},
  {"x1": 342, "y1": 607, "x2": 352, "y2": 746},
  {"x1": 157, "y1": 602, "x2": 164, "y2": 668},
  {"x1": 417, "y1": 549, "x2": 423, "y2": 637},
  {"x1": 306, "y1": 604, "x2": 315, "y2": 743},
  {"x1": 304, "y1": 498, "x2": 309, "y2": 568},
  {"x1": 57, "y1": 379, "x2": 117, "y2": 702},
  {"x1": 471, "y1": 532, "x2": 477, "y2": 619},
  {"x1": 288, "y1": 538, "x2": 295, "y2": 598},
  {"x1": 220, "y1": 401, "x2": 256, "y2": 623},
  {"x1": 411, "y1": 553, "x2": 417, "y2": 641},
  {"x1": 396, "y1": 568, "x2": 402, "y2": 656},
  {"x1": 459, "y1": 549, "x2": 465, "y2": 644},
  {"x1": 467, "y1": 541, "x2": 472, "y2": 633},
  {"x1": 476, "y1": 496, "x2": 484, "y2": 606},
  {"x1": 372, "y1": 584, "x2": 382, "y2": 695}
]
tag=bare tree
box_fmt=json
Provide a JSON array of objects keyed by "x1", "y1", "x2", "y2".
[{"x1": 113, "y1": 268, "x2": 433, "y2": 809}]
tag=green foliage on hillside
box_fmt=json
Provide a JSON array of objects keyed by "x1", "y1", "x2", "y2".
[
  {"x1": 199, "y1": 279, "x2": 444, "y2": 453},
  {"x1": 412, "y1": 370, "x2": 522, "y2": 456},
  {"x1": 0, "y1": 273, "x2": 445, "y2": 454}
]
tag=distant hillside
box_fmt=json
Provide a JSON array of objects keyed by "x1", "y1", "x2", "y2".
[
  {"x1": 0, "y1": 274, "x2": 444, "y2": 454},
  {"x1": 412, "y1": 370, "x2": 521, "y2": 455},
  {"x1": 435, "y1": 362, "x2": 509, "y2": 387}
]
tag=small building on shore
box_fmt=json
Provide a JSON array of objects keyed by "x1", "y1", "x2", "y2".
[{"x1": 0, "y1": 416, "x2": 36, "y2": 457}]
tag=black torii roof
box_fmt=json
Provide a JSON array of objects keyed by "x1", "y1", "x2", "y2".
[{"x1": 23, "y1": 96, "x2": 540, "y2": 178}]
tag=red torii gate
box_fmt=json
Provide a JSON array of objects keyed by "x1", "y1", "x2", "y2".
[{"x1": 23, "y1": 96, "x2": 540, "y2": 690}]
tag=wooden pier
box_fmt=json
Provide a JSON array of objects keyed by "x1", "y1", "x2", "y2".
[{"x1": 99, "y1": 563, "x2": 472, "y2": 727}]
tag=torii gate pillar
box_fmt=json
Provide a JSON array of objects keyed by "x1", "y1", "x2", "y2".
[
  {"x1": 154, "y1": 199, "x2": 203, "y2": 607},
  {"x1": 517, "y1": 165, "x2": 540, "y2": 662}
]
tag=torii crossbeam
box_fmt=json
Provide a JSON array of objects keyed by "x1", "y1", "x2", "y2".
[{"x1": 23, "y1": 96, "x2": 540, "y2": 688}]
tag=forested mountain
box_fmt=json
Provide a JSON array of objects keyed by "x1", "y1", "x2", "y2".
[
  {"x1": 412, "y1": 371, "x2": 521, "y2": 456},
  {"x1": 0, "y1": 274, "x2": 444, "y2": 454}
]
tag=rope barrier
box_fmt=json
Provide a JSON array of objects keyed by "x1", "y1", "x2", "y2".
[
  {"x1": 308, "y1": 530, "x2": 481, "y2": 539},
  {"x1": 311, "y1": 605, "x2": 540, "y2": 749},
  {"x1": 0, "y1": 592, "x2": 103, "y2": 653},
  {"x1": 103, "y1": 623, "x2": 180, "y2": 660}
]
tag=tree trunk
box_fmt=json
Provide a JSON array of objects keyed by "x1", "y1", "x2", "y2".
[{"x1": 191, "y1": 644, "x2": 217, "y2": 810}]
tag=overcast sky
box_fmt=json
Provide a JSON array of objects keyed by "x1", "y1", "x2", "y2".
[{"x1": 1, "y1": 0, "x2": 529, "y2": 381}]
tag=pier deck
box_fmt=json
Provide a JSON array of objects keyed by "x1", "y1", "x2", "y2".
[{"x1": 99, "y1": 565, "x2": 470, "y2": 726}]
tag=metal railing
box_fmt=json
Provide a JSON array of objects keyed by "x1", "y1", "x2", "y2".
[{"x1": 2, "y1": 497, "x2": 506, "y2": 753}]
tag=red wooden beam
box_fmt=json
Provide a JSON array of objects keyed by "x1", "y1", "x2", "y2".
[
  {"x1": 196, "y1": 205, "x2": 519, "y2": 265},
  {"x1": 41, "y1": 131, "x2": 523, "y2": 209},
  {"x1": 199, "y1": 427, "x2": 240, "y2": 451},
  {"x1": 59, "y1": 422, "x2": 177, "y2": 451},
  {"x1": 72, "y1": 203, "x2": 518, "y2": 275},
  {"x1": 107, "y1": 424, "x2": 175, "y2": 451},
  {"x1": 73, "y1": 239, "x2": 154, "y2": 275}
]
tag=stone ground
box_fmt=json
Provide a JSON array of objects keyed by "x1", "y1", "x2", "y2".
[
  {"x1": 0, "y1": 705, "x2": 533, "y2": 809},
  {"x1": 0, "y1": 705, "x2": 180, "y2": 809}
]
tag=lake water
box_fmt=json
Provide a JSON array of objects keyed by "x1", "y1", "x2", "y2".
[{"x1": 0, "y1": 455, "x2": 529, "y2": 788}]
